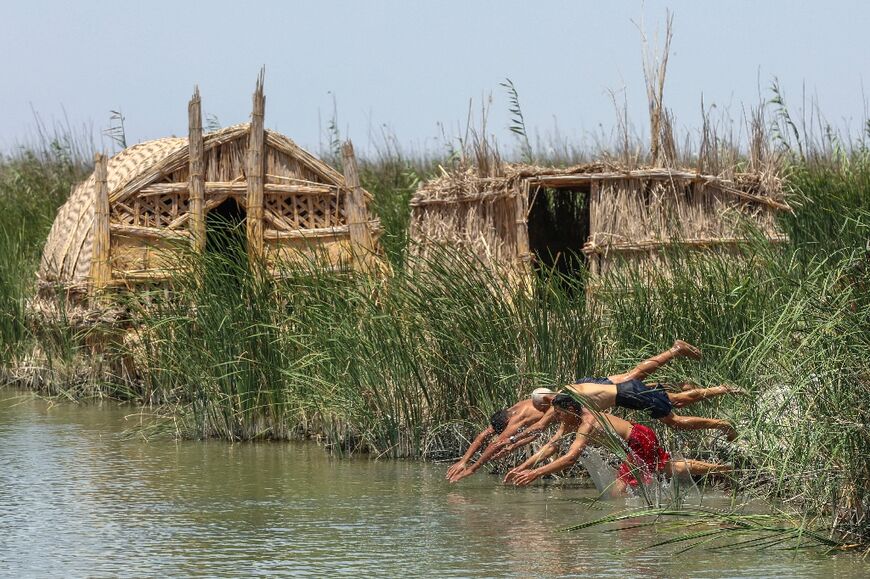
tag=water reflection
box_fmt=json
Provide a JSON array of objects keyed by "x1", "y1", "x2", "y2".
[{"x1": 0, "y1": 390, "x2": 865, "y2": 578}]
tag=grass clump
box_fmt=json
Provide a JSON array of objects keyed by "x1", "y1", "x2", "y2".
[{"x1": 0, "y1": 140, "x2": 88, "y2": 366}]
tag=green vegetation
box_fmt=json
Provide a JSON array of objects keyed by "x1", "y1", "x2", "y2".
[
  {"x1": 565, "y1": 506, "x2": 845, "y2": 553},
  {"x1": 1, "y1": 111, "x2": 869, "y2": 549},
  {"x1": 0, "y1": 138, "x2": 88, "y2": 367}
]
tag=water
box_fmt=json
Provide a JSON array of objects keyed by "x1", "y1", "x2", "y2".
[{"x1": 0, "y1": 390, "x2": 866, "y2": 578}]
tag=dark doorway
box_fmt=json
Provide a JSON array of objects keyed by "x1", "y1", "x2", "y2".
[
  {"x1": 526, "y1": 186, "x2": 590, "y2": 280},
  {"x1": 206, "y1": 197, "x2": 247, "y2": 264}
]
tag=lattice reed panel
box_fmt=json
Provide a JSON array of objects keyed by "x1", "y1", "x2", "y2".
[
  {"x1": 111, "y1": 191, "x2": 190, "y2": 228},
  {"x1": 265, "y1": 193, "x2": 345, "y2": 229}
]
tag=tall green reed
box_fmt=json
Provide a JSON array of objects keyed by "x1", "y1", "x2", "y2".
[
  {"x1": 0, "y1": 142, "x2": 88, "y2": 365},
  {"x1": 130, "y1": 240, "x2": 600, "y2": 455}
]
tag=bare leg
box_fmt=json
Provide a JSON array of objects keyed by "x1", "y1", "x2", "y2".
[
  {"x1": 659, "y1": 413, "x2": 737, "y2": 441},
  {"x1": 666, "y1": 458, "x2": 731, "y2": 478},
  {"x1": 668, "y1": 385, "x2": 740, "y2": 409},
  {"x1": 608, "y1": 340, "x2": 701, "y2": 383}
]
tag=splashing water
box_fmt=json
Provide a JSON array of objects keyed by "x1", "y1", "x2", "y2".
[
  {"x1": 623, "y1": 451, "x2": 704, "y2": 508},
  {"x1": 578, "y1": 448, "x2": 617, "y2": 496}
]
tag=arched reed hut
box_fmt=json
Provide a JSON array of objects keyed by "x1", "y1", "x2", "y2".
[
  {"x1": 409, "y1": 163, "x2": 789, "y2": 279},
  {"x1": 39, "y1": 80, "x2": 380, "y2": 305}
]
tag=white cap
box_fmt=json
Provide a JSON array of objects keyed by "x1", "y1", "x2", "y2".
[{"x1": 531, "y1": 387, "x2": 555, "y2": 406}]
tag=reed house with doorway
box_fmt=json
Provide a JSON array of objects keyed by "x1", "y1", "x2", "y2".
[
  {"x1": 37, "y1": 78, "x2": 380, "y2": 312},
  {"x1": 409, "y1": 163, "x2": 789, "y2": 281}
]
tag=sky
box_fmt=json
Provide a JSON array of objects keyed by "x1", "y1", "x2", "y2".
[{"x1": 1, "y1": 1, "x2": 868, "y2": 157}]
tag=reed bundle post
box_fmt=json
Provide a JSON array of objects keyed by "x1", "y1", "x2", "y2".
[
  {"x1": 89, "y1": 152, "x2": 111, "y2": 299},
  {"x1": 246, "y1": 71, "x2": 265, "y2": 262},
  {"x1": 188, "y1": 86, "x2": 205, "y2": 252},
  {"x1": 514, "y1": 179, "x2": 531, "y2": 271},
  {"x1": 341, "y1": 141, "x2": 374, "y2": 269},
  {"x1": 588, "y1": 180, "x2": 600, "y2": 275}
]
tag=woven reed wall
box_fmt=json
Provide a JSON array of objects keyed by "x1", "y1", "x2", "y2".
[
  {"x1": 587, "y1": 179, "x2": 781, "y2": 250},
  {"x1": 409, "y1": 193, "x2": 518, "y2": 265},
  {"x1": 410, "y1": 165, "x2": 786, "y2": 276},
  {"x1": 40, "y1": 138, "x2": 187, "y2": 285}
]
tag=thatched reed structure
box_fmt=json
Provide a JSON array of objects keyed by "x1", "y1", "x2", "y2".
[
  {"x1": 38, "y1": 77, "x2": 380, "y2": 307},
  {"x1": 410, "y1": 162, "x2": 789, "y2": 279}
]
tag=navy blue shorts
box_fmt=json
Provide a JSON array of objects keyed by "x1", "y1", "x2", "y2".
[
  {"x1": 574, "y1": 376, "x2": 614, "y2": 385},
  {"x1": 615, "y1": 379, "x2": 673, "y2": 419}
]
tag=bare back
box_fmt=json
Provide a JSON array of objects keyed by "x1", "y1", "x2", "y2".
[
  {"x1": 506, "y1": 399, "x2": 544, "y2": 428},
  {"x1": 565, "y1": 382, "x2": 618, "y2": 411},
  {"x1": 591, "y1": 413, "x2": 633, "y2": 440}
]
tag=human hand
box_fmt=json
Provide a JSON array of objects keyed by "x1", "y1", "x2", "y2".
[
  {"x1": 449, "y1": 467, "x2": 472, "y2": 483},
  {"x1": 511, "y1": 469, "x2": 539, "y2": 487},
  {"x1": 503, "y1": 467, "x2": 522, "y2": 484},
  {"x1": 446, "y1": 462, "x2": 466, "y2": 480}
]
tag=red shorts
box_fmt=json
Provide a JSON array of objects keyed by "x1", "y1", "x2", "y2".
[{"x1": 617, "y1": 424, "x2": 670, "y2": 486}]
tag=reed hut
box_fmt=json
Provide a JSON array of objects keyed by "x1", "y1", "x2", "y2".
[
  {"x1": 38, "y1": 78, "x2": 380, "y2": 308},
  {"x1": 409, "y1": 163, "x2": 789, "y2": 279}
]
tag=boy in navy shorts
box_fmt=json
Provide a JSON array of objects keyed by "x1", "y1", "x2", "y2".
[{"x1": 524, "y1": 340, "x2": 740, "y2": 440}]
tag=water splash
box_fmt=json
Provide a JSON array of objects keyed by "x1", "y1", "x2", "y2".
[
  {"x1": 623, "y1": 451, "x2": 704, "y2": 508},
  {"x1": 578, "y1": 448, "x2": 617, "y2": 497}
]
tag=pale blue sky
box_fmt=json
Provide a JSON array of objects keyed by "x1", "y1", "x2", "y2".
[{"x1": 1, "y1": 1, "x2": 868, "y2": 156}]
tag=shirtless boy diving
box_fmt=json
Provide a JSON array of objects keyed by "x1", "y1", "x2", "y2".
[
  {"x1": 504, "y1": 393, "x2": 731, "y2": 492},
  {"x1": 526, "y1": 340, "x2": 739, "y2": 441},
  {"x1": 446, "y1": 398, "x2": 544, "y2": 483}
]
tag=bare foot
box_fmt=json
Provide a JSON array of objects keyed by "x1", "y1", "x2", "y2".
[
  {"x1": 673, "y1": 339, "x2": 702, "y2": 360},
  {"x1": 723, "y1": 385, "x2": 748, "y2": 396}
]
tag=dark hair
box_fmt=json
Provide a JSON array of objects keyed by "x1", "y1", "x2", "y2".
[
  {"x1": 552, "y1": 393, "x2": 584, "y2": 416},
  {"x1": 490, "y1": 408, "x2": 510, "y2": 434}
]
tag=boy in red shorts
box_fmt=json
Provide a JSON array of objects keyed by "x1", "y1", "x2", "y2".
[{"x1": 504, "y1": 394, "x2": 730, "y2": 492}]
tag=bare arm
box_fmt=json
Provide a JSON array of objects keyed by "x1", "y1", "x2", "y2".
[
  {"x1": 446, "y1": 425, "x2": 493, "y2": 480},
  {"x1": 491, "y1": 430, "x2": 539, "y2": 459},
  {"x1": 450, "y1": 416, "x2": 543, "y2": 482},
  {"x1": 493, "y1": 409, "x2": 559, "y2": 458},
  {"x1": 511, "y1": 421, "x2": 595, "y2": 486},
  {"x1": 503, "y1": 424, "x2": 566, "y2": 483},
  {"x1": 518, "y1": 407, "x2": 557, "y2": 441}
]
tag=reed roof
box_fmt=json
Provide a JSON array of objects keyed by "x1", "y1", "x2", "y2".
[
  {"x1": 411, "y1": 162, "x2": 785, "y2": 210},
  {"x1": 40, "y1": 124, "x2": 350, "y2": 286}
]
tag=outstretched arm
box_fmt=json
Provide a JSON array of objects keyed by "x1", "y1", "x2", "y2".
[
  {"x1": 490, "y1": 430, "x2": 540, "y2": 459},
  {"x1": 496, "y1": 407, "x2": 557, "y2": 456},
  {"x1": 502, "y1": 423, "x2": 567, "y2": 483},
  {"x1": 489, "y1": 411, "x2": 558, "y2": 460},
  {"x1": 446, "y1": 425, "x2": 493, "y2": 480},
  {"x1": 450, "y1": 414, "x2": 550, "y2": 482},
  {"x1": 511, "y1": 421, "x2": 594, "y2": 486}
]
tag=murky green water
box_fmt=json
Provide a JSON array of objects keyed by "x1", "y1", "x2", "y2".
[{"x1": 0, "y1": 390, "x2": 866, "y2": 578}]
